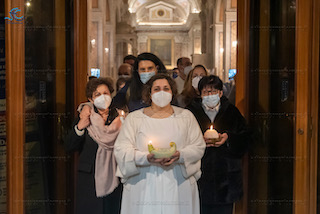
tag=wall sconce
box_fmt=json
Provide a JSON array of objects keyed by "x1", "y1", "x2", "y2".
[
  {"x1": 91, "y1": 39, "x2": 96, "y2": 46},
  {"x1": 192, "y1": 8, "x2": 200, "y2": 13},
  {"x1": 232, "y1": 41, "x2": 238, "y2": 47},
  {"x1": 220, "y1": 48, "x2": 224, "y2": 53}
]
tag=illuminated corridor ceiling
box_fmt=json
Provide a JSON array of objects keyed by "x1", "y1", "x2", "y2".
[{"x1": 127, "y1": 0, "x2": 201, "y2": 30}]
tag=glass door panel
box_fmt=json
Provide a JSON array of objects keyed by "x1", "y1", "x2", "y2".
[
  {"x1": 24, "y1": 0, "x2": 73, "y2": 213},
  {"x1": 248, "y1": 0, "x2": 296, "y2": 213}
]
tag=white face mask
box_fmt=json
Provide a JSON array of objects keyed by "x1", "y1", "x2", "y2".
[
  {"x1": 184, "y1": 65, "x2": 193, "y2": 75},
  {"x1": 202, "y1": 94, "x2": 220, "y2": 109},
  {"x1": 192, "y1": 76, "x2": 202, "y2": 89},
  {"x1": 151, "y1": 91, "x2": 172, "y2": 108},
  {"x1": 93, "y1": 94, "x2": 112, "y2": 110}
]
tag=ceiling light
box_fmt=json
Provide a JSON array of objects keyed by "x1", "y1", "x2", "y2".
[{"x1": 138, "y1": 22, "x2": 186, "y2": 26}]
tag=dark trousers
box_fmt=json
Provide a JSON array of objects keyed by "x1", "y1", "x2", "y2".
[
  {"x1": 103, "y1": 184, "x2": 123, "y2": 214},
  {"x1": 201, "y1": 203, "x2": 233, "y2": 214}
]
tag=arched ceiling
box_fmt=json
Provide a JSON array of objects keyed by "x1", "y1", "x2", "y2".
[{"x1": 127, "y1": 0, "x2": 201, "y2": 28}]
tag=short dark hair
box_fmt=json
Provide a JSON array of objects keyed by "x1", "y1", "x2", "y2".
[
  {"x1": 198, "y1": 75, "x2": 223, "y2": 94},
  {"x1": 177, "y1": 58, "x2": 183, "y2": 66},
  {"x1": 142, "y1": 73, "x2": 177, "y2": 105},
  {"x1": 123, "y1": 55, "x2": 136, "y2": 63},
  {"x1": 89, "y1": 76, "x2": 97, "y2": 80},
  {"x1": 85, "y1": 77, "x2": 114, "y2": 99}
]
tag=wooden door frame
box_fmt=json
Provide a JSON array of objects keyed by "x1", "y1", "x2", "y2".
[
  {"x1": 72, "y1": 0, "x2": 87, "y2": 213},
  {"x1": 235, "y1": 0, "x2": 250, "y2": 213},
  {"x1": 294, "y1": 0, "x2": 319, "y2": 213},
  {"x1": 309, "y1": 1, "x2": 320, "y2": 213},
  {"x1": 5, "y1": 0, "x2": 25, "y2": 213},
  {"x1": 73, "y1": 0, "x2": 87, "y2": 108}
]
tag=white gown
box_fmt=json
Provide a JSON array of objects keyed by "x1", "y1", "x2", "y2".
[{"x1": 114, "y1": 107, "x2": 206, "y2": 214}]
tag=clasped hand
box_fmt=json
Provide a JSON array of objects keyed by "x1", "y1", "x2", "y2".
[
  {"x1": 204, "y1": 133, "x2": 228, "y2": 147},
  {"x1": 147, "y1": 151, "x2": 180, "y2": 166},
  {"x1": 77, "y1": 105, "x2": 92, "y2": 130}
]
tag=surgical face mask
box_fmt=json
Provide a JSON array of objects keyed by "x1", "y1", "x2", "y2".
[
  {"x1": 184, "y1": 66, "x2": 193, "y2": 75},
  {"x1": 151, "y1": 91, "x2": 172, "y2": 108},
  {"x1": 192, "y1": 76, "x2": 202, "y2": 89},
  {"x1": 139, "y1": 71, "x2": 155, "y2": 84},
  {"x1": 202, "y1": 94, "x2": 220, "y2": 108},
  {"x1": 93, "y1": 94, "x2": 112, "y2": 110},
  {"x1": 172, "y1": 71, "x2": 178, "y2": 79}
]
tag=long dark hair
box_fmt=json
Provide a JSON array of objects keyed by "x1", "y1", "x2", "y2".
[
  {"x1": 130, "y1": 52, "x2": 167, "y2": 101},
  {"x1": 181, "y1": 64, "x2": 208, "y2": 105}
]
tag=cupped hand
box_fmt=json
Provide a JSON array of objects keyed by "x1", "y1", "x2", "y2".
[
  {"x1": 147, "y1": 153, "x2": 167, "y2": 164},
  {"x1": 204, "y1": 133, "x2": 228, "y2": 147},
  {"x1": 213, "y1": 133, "x2": 228, "y2": 147},
  {"x1": 161, "y1": 151, "x2": 180, "y2": 166}
]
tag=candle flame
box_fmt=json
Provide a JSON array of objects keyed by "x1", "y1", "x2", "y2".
[
  {"x1": 120, "y1": 110, "x2": 125, "y2": 116},
  {"x1": 148, "y1": 140, "x2": 152, "y2": 145},
  {"x1": 210, "y1": 125, "x2": 213, "y2": 130}
]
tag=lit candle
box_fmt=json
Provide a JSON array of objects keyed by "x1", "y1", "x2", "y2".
[
  {"x1": 204, "y1": 125, "x2": 220, "y2": 144},
  {"x1": 119, "y1": 110, "x2": 125, "y2": 123}
]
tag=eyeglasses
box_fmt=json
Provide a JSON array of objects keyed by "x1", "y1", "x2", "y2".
[{"x1": 201, "y1": 89, "x2": 220, "y2": 96}]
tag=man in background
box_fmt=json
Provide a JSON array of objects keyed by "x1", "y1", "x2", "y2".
[
  {"x1": 123, "y1": 55, "x2": 136, "y2": 67},
  {"x1": 116, "y1": 63, "x2": 132, "y2": 91},
  {"x1": 175, "y1": 57, "x2": 192, "y2": 94}
]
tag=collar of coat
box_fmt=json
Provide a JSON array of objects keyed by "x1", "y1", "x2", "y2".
[{"x1": 191, "y1": 95, "x2": 231, "y2": 122}]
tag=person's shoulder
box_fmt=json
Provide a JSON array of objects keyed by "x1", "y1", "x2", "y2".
[
  {"x1": 186, "y1": 97, "x2": 202, "y2": 111},
  {"x1": 172, "y1": 106, "x2": 194, "y2": 118},
  {"x1": 220, "y1": 96, "x2": 243, "y2": 116},
  {"x1": 125, "y1": 108, "x2": 145, "y2": 120}
]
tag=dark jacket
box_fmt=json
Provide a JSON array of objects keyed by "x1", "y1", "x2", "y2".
[
  {"x1": 186, "y1": 96, "x2": 250, "y2": 205},
  {"x1": 65, "y1": 107, "x2": 122, "y2": 214},
  {"x1": 112, "y1": 82, "x2": 148, "y2": 112}
]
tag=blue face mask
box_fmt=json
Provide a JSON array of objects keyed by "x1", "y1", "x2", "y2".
[
  {"x1": 139, "y1": 71, "x2": 155, "y2": 84},
  {"x1": 172, "y1": 71, "x2": 178, "y2": 79},
  {"x1": 202, "y1": 94, "x2": 220, "y2": 108}
]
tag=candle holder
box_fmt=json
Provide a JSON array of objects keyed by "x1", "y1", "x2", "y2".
[{"x1": 148, "y1": 141, "x2": 176, "y2": 159}]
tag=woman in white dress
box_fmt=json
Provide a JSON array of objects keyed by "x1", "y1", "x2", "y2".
[{"x1": 114, "y1": 73, "x2": 206, "y2": 214}]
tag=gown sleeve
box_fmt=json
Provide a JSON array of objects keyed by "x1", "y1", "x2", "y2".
[
  {"x1": 178, "y1": 110, "x2": 206, "y2": 180},
  {"x1": 114, "y1": 112, "x2": 145, "y2": 180}
]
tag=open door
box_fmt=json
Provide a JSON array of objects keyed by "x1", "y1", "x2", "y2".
[{"x1": 236, "y1": 0, "x2": 320, "y2": 213}]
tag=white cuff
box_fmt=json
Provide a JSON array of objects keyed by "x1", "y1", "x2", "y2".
[
  {"x1": 134, "y1": 150, "x2": 150, "y2": 166},
  {"x1": 74, "y1": 125, "x2": 85, "y2": 136},
  {"x1": 177, "y1": 151, "x2": 184, "y2": 163}
]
